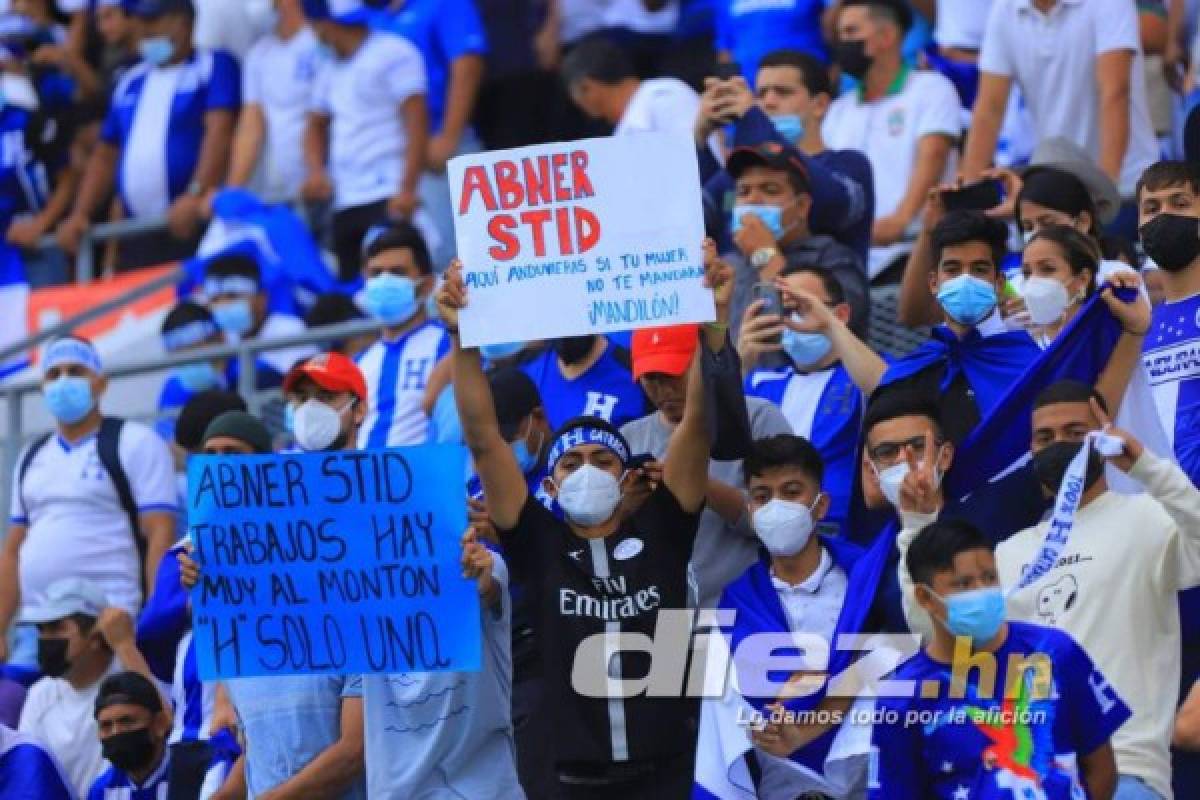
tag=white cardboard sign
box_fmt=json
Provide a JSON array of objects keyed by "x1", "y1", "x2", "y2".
[{"x1": 448, "y1": 132, "x2": 715, "y2": 347}]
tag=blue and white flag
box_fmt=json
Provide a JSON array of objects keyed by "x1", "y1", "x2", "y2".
[
  {"x1": 182, "y1": 188, "x2": 340, "y2": 314},
  {"x1": 946, "y1": 286, "x2": 1136, "y2": 499}
]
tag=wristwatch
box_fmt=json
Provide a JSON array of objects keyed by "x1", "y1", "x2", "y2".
[{"x1": 750, "y1": 247, "x2": 780, "y2": 269}]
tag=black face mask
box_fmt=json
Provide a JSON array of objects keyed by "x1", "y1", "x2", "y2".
[
  {"x1": 834, "y1": 39, "x2": 872, "y2": 80},
  {"x1": 101, "y1": 728, "x2": 157, "y2": 774},
  {"x1": 1031, "y1": 440, "x2": 1104, "y2": 493},
  {"x1": 1140, "y1": 213, "x2": 1200, "y2": 272},
  {"x1": 36, "y1": 637, "x2": 70, "y2": 678},
  {"x1": 553, "y1": 335, "x2": 596, "y2": 366}
]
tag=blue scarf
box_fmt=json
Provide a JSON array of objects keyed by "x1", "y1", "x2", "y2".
[{"x1": 880, "y1": 325, "x2": 1041, "y2": 420}]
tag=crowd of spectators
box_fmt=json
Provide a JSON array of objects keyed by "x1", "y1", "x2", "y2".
[{"x1": 3, "y1": 0, "x2": 1200, "y2": 799}]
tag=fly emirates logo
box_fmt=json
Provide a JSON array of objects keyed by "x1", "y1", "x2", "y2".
[{"x1": 559, "y1": 575, "x2": 662, "y2": 621}]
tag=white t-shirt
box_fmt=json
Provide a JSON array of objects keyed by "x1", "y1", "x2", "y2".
[
  {"x1": 978, "y1": 0, "x2": 1159, "y2": 196},
  {"x1": 10, "y1": 422, "x2": 177, "y2": 616},
  {"x1": 935, "y1": 0, "x2": 995, "y2": 50},
  {"x1": 822, "y1": 68, "x2": 961, "y2": 277},
  {"x1": 192, "y1": 0, "x2": 276, "y2": 61},
  {"x1": 614, "y1": 77, "x2": 701, "y2": 138},
  {"x1": 18, "y1": 662, "x2": 122, "y2": 799},
  {"x1": 995, "y1": 453, "x2": 1200, "y2": 800},
  {"x1": 311, "y1": 32, "x2": 427, "y2": 210},
  {"x1": 254, "y1": 312, "x2": 317, "y2": 377},
  {"x1": 242, "y1": 27, "x2": 321, "y2": 204}
]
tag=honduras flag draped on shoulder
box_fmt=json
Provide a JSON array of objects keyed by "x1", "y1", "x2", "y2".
[
  {"x1": 180, "y1": 188, "x2": 342, "y2": 315},
  {"x1": 694, "y1": 539, "x2": 905, "y2": 799},
  {"x1": 694, "y1": 288, "x2": 1137, "y2": 799},
  {"x1": 944, "y1": 287, "x2": 1135, "y2": 498}
]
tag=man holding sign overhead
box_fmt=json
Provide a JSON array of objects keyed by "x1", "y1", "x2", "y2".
[{"x1": 438, "y1": 242, "x2": 732, "y2": 798}]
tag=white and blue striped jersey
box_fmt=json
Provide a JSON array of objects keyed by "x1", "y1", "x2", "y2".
[
  {"x1": 356, "y1": 321, "x2": 450, "y2": 448},
  {"x1": 101, "y1": 50, "x2": 240, "y2": 219},
  {"x1": 87, "y1": 751, "x2": 169, "y2": 800},
  {"x1": 168, "y1": 632, "x2": 215, "y2": 745}
]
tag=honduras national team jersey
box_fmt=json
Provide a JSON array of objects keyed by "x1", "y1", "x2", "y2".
[
  {"x1": 745, "y1": 363, "x2": 862, "y2": 532},
  {"x1": 357, "y1": 321, "x2": 451, "y2": 448},
  {"x1": 1143, "y1": 293, "x2": 1200, "y2": 486},
  {"x1": 88, "y1": 750, "x2": 170, "y2": 800},
  {"x1": 868, "y1": 621, "x2": 1130, "y2": 799},
  {"x1": 521, "y1": 344, "x2": 648, "y2": 430},
  {"x1": 101, "y1": 50, "x2": 240, "y2": 219}
]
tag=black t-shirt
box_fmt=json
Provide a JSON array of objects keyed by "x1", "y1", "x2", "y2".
[
  {"x1": 500, "y1": 485, "x2": 702, "y2": 767},
  {"x1": 874, "y1": 362, "x2": 980, "y2": 447}
]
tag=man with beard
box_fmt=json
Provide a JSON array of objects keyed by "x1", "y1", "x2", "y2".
[{"x1": 521, "y1": 334, "x2": 648, "y2": 429}]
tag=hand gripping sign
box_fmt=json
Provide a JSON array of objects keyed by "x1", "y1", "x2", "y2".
[{"x1": 448, "y1": 132, "x2": 716, "y2": 347}]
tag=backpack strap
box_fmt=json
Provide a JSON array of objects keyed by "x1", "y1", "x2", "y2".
[
  {"x1": 15, "y1": 433, "x2": 53, "y2": 523},
  {"x1": 95, "y1": 418, "x2": 147, "y2": 584}
]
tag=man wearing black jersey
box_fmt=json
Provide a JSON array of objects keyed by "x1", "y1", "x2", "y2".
[{"x1": 438, "y1": 243, "x2": 733, "y2": 799}]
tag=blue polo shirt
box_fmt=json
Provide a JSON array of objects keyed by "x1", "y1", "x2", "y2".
[
  {"x1": 101, "y1": 50, "x2": 240, "y2": 219},
  {"x1": 371, "y1": 0, "x2": 487, "y2": 134},
  {"x1": 715, "y1": 0, "x2": 832, "y2": 80}
]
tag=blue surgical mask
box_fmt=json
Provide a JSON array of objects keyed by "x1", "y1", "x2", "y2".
[
  {"x1": 769, "y1": 114, "x2": 805, "y2": 143},
  {"x1": 481, "y1": 341, "x2": 526, "y2": 361},
  {"x1": 933, "y1": 586, "x2": 1007, "y2": 644},
  {"x1": 511, "y1": 438, "x2": 537, "y2": 474},
  {"x1": 731, "y1": 204, "x2": 785, "y2": 239},
  {"x1": 43, "y1": 376, "x2": 94, "y2": 424},
  {"x1": 212, "y1": 298, "x2": 255, "y2": 336},
  {"x1": 937, "y1": 274, "x2": 997, "y2": 326},
  {"x1": 175, "y1": 362, "x2": 221, "y2": 393},
  {"x1": 363, "y1": 274, "x2": 419, "y2": 325},
  {"x1": 139, "y1": 35, "x2": 175, "y2": 67},
  {"x1": 782, "y1": 326, "x2": 831, "y2": 367}
]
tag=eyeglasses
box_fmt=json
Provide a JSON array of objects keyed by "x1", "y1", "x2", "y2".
[{"x1": 867, "y1": 435, "x2": 940, "y2": 465}]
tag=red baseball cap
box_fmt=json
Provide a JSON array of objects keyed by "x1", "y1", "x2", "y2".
[
  {"x1": 631, "y1": 324, "x2": 699, "y2": 380},
  {"x1": 282, "y1": 352, "x2": 368, "y2": 406}
]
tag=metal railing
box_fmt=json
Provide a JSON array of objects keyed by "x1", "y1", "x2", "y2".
[
  {"x1": 0, "y1": 265, "x2": 187, "y2": 367},
  {"x1": 35, "y1": 216, "x2": 170, "y2": 284},
  {"x1": 1, "y1": 317, "x2": 385, "y2": 534}
]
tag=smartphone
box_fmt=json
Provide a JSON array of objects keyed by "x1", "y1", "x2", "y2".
[
  {"x1": 627, "y1": 453, "x2": 656, "y2": 471},
  {"x1": 941, "y1": 179, "x2": 1004, "y2": 213},
  {"x1": 713, "y1": 62, "x2": 742, "y2": 81},
  {"x1": 751, "y1": 282, "x2": 783, "y2": 318}
]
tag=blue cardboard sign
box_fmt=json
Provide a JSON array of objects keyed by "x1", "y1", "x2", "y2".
[{"x1": 186, "y1": 446, "x2": 479, "y2": 680}]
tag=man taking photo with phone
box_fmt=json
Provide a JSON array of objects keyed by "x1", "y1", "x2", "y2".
[{"x1": 722, "y1": 142, "x2": 869, "y2": 341}]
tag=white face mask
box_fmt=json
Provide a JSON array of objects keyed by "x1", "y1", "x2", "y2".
[
  {"x1": 554, "y1": 464, "x2": 622, "y2": 526},
  {"x1": 871, "y1": 451, "x2": 943, "y2": 509},
  {"x1": 293, "y1": 399, "x2": 351, "y2": 452},
  {"x1": 1020, "y1": 276, "x2": 1071, "y2": 327},
  {"x1": 752, "y1": 497, "x2": 820, "y2": 557}
]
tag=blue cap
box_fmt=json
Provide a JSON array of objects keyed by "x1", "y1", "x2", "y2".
[
  {"x1": 130, "y1": 0, "x2": 195, "y2": 19},
  {"x1": 301, "y1": 0, "x2": 373, "y2": 24}
]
